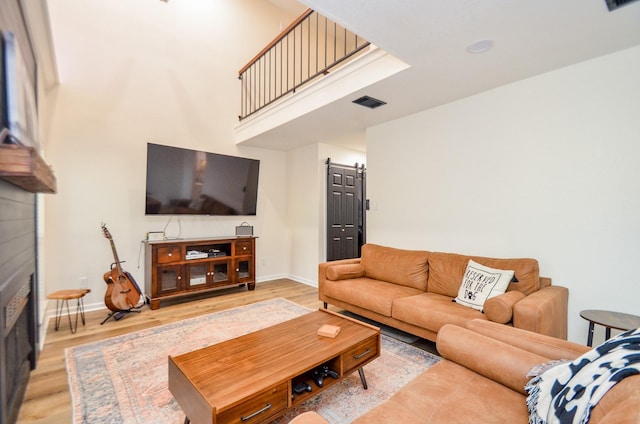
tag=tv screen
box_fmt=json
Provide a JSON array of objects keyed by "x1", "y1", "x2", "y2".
[
  {"x1": 1, "y1": 31, "x2": 38, "y2": 147},
  {"x1": 145, "y1": 143, "x2": 259, "y2": 216}
]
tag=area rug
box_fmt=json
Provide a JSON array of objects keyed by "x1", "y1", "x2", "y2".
[{"x1": 66, "y1": 298, "x2": 440, "y2": 424}]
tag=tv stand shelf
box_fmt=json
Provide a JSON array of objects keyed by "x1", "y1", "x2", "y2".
[{"x1": 144, "y1": 236, "x2": 256, "y2": 310}]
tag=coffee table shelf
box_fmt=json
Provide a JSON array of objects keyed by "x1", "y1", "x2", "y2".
[{"x1": 169, "y1": 309, "x2": 380, "y2": 424}]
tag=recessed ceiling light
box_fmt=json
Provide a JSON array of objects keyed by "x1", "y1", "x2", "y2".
[{"x1": 466, "y1": 39, "x2": 494, "y2": 54}]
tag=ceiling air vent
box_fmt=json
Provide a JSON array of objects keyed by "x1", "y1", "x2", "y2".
[
  {"x1": 605, "y1": 0, "x2": 639, "y2": 11},
  {"x1": 352, "y1": 95, "x2": 387, "y2": 109}
]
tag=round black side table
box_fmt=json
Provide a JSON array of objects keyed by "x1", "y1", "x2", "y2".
[{"x1": 579, "y1": 309, "x2": 640, "y2": 346}]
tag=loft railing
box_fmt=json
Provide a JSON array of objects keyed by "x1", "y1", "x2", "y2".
[{"x1": 238, "y1": 9, "x2": 370, "y2": 120}]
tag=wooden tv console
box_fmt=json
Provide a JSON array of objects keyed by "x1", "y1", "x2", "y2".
[{"x1": 144, "y1": 236, "x2": 256, "y2": 310}]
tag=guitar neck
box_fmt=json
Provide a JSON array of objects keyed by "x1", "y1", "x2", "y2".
[{"x1": 109, "y1": 239, "x2": 124, "y2": 274}]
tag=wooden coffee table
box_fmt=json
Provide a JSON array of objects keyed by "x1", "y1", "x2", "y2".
[{"x1": 168, "y1": 309, "x2": 381, "y2": 424}]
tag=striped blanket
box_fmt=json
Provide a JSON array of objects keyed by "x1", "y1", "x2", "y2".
[{"x1": 525, "y1": 327, "x2": 640, "y2": 424}]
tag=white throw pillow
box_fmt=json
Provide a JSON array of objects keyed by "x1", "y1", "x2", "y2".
[{"x1": 454, "y1": 260, "x2": 514, "y2": 311}]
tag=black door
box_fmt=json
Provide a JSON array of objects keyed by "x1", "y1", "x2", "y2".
[{"x1": 326, "y1": 160, "x2": 366, "y2": 261}]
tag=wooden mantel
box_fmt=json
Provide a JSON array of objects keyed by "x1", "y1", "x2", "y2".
[{"x1": 0, "y1": 144, "x2": 57, "y2": 193}]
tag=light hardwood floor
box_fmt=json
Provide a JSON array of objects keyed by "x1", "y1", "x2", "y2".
[{"x1": 17, "y1": 279, "x2": 326, "y2": 424}]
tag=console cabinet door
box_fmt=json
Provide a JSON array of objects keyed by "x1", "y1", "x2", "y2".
[
  {"x1": 185, "y1": 260, "x2": 231, "y2": 289},
  {"x1": 185, "y1": 262, "x2": 209, "y2": 291},
  {"x1": 234, "y1": 258, "x2": 253, "y2": 284},
  {"x1": 155, "y1": 264, "x2": 184, "y2": 296},
  {"x1": 211, "y1": 260, "x2": 231, "y2": 287}
]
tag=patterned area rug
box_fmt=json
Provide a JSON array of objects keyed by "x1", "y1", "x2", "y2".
[{"x1": 66, "y1": 298, "x2": 440, "y2": 424}]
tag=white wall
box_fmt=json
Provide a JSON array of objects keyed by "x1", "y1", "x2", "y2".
[
  {"x1": 42, "y1": 0, "x2": 298, "y2": 310},
  {"x1": 287, "y1": 144, "x2": 319, "y2": 285},
  {"x1": 366, "y1": 45, "x2": 640, "y2": 344}
]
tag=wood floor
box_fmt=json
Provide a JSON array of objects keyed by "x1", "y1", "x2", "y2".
[{"x1": 16, "y1": 279, "x2": 327, "y2": 424}]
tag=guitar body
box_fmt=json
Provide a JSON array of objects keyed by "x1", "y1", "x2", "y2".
[
  {"x1": 101, "y1": 224, "x2": 142, "y2": 312},
  {"x1": 103, "y1": 268, "x2": 140, "y2": 312}
]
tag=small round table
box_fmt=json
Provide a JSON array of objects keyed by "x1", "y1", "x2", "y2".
[
  {"x1": 579, "y1": 309, "x2": 640, "y2": 346},
  {"x1": 47, "y1": 289, "x2": 91, "y2": 334}
]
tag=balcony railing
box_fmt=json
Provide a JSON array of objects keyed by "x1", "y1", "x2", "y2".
[{"x1": 238, "y1": 9, "x2": 370, "y2": 120}]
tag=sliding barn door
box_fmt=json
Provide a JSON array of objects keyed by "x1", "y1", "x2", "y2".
[{"x1": 326, "y1": 160, "x2": 366, "y2": 261}]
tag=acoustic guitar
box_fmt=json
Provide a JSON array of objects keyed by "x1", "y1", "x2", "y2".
[{"x1": 101, "y1": 223, "x2": 142, "y2": 312}]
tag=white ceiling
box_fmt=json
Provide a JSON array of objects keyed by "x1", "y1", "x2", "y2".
[{"x1": 243, "y1": 0, "x2": 640, "y2": 152}]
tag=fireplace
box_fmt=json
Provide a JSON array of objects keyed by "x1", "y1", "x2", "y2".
[{"x1": 0, "y1": 266, "x2": 37, "y2": 424}]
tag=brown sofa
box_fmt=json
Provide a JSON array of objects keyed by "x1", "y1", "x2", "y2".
[
  {"x1": 292, "y1": 320, "x2": 640, "y2": 423},
  {"x1": 357, "y1": 320, "x2": 640, "y2": 423},
  {"x1": 319, "y1": 243, "x2": 568, "y2": 341}
]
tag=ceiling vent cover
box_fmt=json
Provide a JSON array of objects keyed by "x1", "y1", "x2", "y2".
[
  {"x1": 352, "y1": 95, "x2": 387, "y2": 109},
  {"x1": 605, "y1": 0, "x2": 639, "y2": 11}
]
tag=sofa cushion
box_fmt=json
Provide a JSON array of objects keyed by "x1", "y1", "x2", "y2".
[
  {"x1": 322, "y1": 277, "x2": 423, "y2": 317},
  {"x1": 392, "y1": 293, "x2": 486, "y2": 334},
  {"x1": 352, "y1": 360, "x2": 528, "y2": 423},
  {"x1": 325, "y1": 263, "x2": 365, "y2": 281},
  {"x1": 351, "y1": 399, "x2": 423, "y2": 424},
  {"x1": 360, "y1": 244, "x2": 430, "y2": 291},
  {"x1": 453, "y1": 260, "x2": 514, "y2": 311},
  {"x1": 428, "y1": 252, "x2": 540, "y2": 297}
]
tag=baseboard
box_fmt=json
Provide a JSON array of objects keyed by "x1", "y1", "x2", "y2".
[
  {"x1": 255, "y1": 274, "x2": 316, "y2": 287},
  {"x1": 256, "y1": 273, "x2": 287, "y2": 283},
  {"x1": 282, "y1": 274, "x2": 317, "y2": 287}
]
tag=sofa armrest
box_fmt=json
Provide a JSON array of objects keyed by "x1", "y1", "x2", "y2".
[
  {"x1": 465, "y1": 319, "x2": 589, "y2": 360},
  {"x1": 436, "y1": 324, "x2": 549, "y2": 394},
  {"x1": 319, "y1": 258, "x2": 361, "y2": 278},
  {"x1": 318, "y1": 258, "x2": 361, "y2": 291},
  {"x1": 325, "y1": 263, "x2": 365, "y2": 281},
  {"x1": 513, "y1": 285, "x2": 569, "y2": 339},
  {"x1": 483, "y1": 291, "x2": 526, "y2": 323}
]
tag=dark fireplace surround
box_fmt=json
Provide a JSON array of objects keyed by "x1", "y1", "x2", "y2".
[
  {"x1": 0, "y1": 1, "x2": 48, "y2": 421},
  {"x1": 0, "y1": 261, "x2": 37, "y2": 423}
]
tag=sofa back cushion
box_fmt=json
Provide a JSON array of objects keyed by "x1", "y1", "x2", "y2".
[
  {"x1": 428, "y1": 252, "x2": 540, "y2": 296},
  {"x1": 360, "y1": 244, "x2": 430, "y2": 291}
]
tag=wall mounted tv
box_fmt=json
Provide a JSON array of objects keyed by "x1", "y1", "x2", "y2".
[
  {"x1": 1, "y1": 31, "x2": 39, "y2": 147},
  {"x1": 145, "y1": 143, "x2": 260, "y2": 216}
]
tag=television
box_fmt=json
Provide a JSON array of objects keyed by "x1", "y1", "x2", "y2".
[
  {"x1": 1, "y1": 31, "x2": 39, "y2": 147},
  {"x1": 145, "y1": 143, "x2": 260, "y2": 216}
]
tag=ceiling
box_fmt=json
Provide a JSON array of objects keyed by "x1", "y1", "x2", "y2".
[{"x1": 243, "y1": 0, "x2": 640, "y2": 152}]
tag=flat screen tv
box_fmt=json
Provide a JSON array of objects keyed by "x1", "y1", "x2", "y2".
[
  {"x1": 1, "y1": 31, "x2": 39, "y2": 147},
  {"x1": 145, "y1": 143, "x2": 260, "y2": 216}
]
